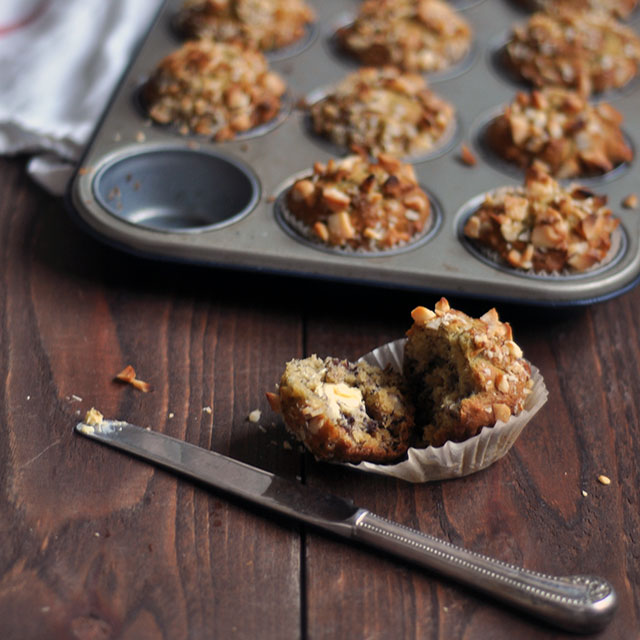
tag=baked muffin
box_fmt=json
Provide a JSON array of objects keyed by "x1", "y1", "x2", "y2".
[
  {"x1": 174, "y1": 0, "x2": 315, "y2": 51},
  {"x1": 143, "y1": 40, "x2": 286, "y2": 140},
  {"x1": 463, "y1": 164, "x2": 620, "y2": 273},
  {"x1": 404, "y1": 298, "x2": 533, "y2": 447},
  {"x1": 524, "y1": 0, "x2": 639, "y2": 19},
  {"x1": 336, "y1": 0, "x2": 472, "y2": 73},
  {"x1": 285, "y1": 154, "x2": 431, "y2": 251},
  {"x1": 486, "y1": 88, "x2": 633, "y2": 178},
  {"x1": 505, "y1": 9, "x2": 640, "y2": 95},
  {"x1": 266, "y1": 356, "x2": 414, "y2": 463},
  {"x1": 309, "y1": 67, "x2": 456, "y2": 159}
]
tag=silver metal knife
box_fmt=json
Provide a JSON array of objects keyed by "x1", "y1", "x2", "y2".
[{"x1": 75, "y1": 419, "x2": 617, "y2": 634}]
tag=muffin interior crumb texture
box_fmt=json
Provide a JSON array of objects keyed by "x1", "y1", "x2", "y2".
[
  {"x1": 404, "y1": 299, "x2": 532, "y2": 447},
  {"x1": 268, "y1": 356, "x2": 414, "y2": 463}
]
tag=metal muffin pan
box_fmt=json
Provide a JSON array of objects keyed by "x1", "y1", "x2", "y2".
[{"x1": 68, "y1": 0, "x2": 640, "y2": 306}]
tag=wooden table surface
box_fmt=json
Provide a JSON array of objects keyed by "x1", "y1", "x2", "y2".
[{"x1": 1, "y1": 156, "x2": 639, "y2": 640}]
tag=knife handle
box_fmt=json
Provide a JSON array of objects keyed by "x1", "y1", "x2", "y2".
[{"x1": 351, "y1": 511, "x2": 616, "y2": 634}]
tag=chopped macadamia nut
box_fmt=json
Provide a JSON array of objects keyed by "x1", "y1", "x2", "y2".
[
  {"x1": 84, "y1": 408, "x2": 104, "y2": 426},
  {"x1": 115, "y1": 365, "x2": 151, "y2": 392},
  {"x1": 622, "y1": 194, "x2": 638, "y2": 210}
]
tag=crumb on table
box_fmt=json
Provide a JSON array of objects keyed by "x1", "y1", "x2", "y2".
[
  {"x1": 622, "y1": 193, "x2": 638, "y2": 209},
  {"x1": 115, "y1": 365, "x2": 151, "y2": 392},
  {"x1": 460, "y1": 144, "x2": 476, "y2": 166}
]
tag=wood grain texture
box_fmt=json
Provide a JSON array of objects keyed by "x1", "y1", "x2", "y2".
[{"x1": 1, "y1": 156, "x2": 640, "y2": 640}]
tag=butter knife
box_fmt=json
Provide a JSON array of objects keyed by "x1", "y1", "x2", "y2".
[{"x1": 75, "y1": 419, "x2": 617, "y2": 634}]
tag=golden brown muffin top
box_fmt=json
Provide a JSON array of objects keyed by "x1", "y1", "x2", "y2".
[
  {"x1": 337, "y1": 0, "x2": 472, "y2": 73},
  {"x1": 505, "y1": 9, "x2": 640, "y2": 95},
  {"x1": 463, "y1": 164, "x2": 620, "y2": 273},
  {"x1": 143, "y1": 40, "x2": 286, "y2": 140},
  {"x1": 286, "y1": 154, "x2": 431, "y2": 251},
  {"x1": 310, "y1": 67, "x2": 455, "y2": 159}
]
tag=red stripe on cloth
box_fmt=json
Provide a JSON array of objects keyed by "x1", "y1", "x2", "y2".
[{"x1": 0, "y1": 0, "x2": 51, "y2": 37}]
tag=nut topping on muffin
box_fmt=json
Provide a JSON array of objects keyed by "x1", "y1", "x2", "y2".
[
  {"x1": 505, "y1": 9, "x2": 640, "y2": 95},
  {"x1": 336, "y1": 0, "x2": 472, "y2": 73},
  {"x1": 487, "y1": 88, "x2": 633, "y2": 178},
  {"x1": 285, "y1": 154, "x2": 431, "y2": 251},
  {"x1": 175, "y1": 0, "x2": 315, "y2": 51},
  {"x1": 463, "y1": 164, "x2": 620, "y2": 273},
  {"x1": 143, "y1": 40, "x2": 286, "y2": 140},
  {"x1": 310, "y1": 67, "x2": 455, "y2": 159},
  {"x1": 404, "y1": 298, "x2": 532, "y2": 447}
]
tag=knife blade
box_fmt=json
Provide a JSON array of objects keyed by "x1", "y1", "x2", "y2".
[{"x1": 75, "y1": 419, "x2": 616, "y2": 634}]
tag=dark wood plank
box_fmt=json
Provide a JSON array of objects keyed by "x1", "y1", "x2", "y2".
[
  {"x1": 0, "y1": 158, "x2": 304, "y2": 640},
  {"x1": 302, "y1": 290, "x2": 640, "y2": 639}
]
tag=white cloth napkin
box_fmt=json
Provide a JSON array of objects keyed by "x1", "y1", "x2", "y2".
[{"x1": 0, "y1": 0, "x2": 164, "y2": 196}]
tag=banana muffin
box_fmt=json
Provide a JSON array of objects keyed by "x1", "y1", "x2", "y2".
[
  {"x1": 336, "y1": 0, "x2": 472, "y2": 73},
  {"x1": 486, "y1": 88, "x2": 633, "y2": 178},
  {"x1": 524, "y1": 0, "x2": 638, "y2": 19},
  {"x1": 266, "y1": 356, "x2": 414, "y2": 463},
  {"x1": 504, "y1": 9, "x2": 640, "y2": 95},
  {"x1": 463, "y1": 164, "x2": 620, "y2": 273},
  {"x1": 309, "y1": 67, "x2": 456, "y2": 159},
  {"x1": 284, "y1": 154, "x2": 431, "y2": 251},
  {"x1": 143, "y1": 40, "x2": 286, "y2": 140},
  {"x1": 404, "y1": 298, "x2": 533, "y2": 447},
  {"x1": 174, "y1": 0, "x2": 315, "y2": 51}
]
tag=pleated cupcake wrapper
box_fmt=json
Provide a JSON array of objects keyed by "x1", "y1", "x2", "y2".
[{"x1": 343, "y1": 338, "x2": 548, "y2": 483}]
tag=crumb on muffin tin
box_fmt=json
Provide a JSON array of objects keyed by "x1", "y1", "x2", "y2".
[
  {"x1": 143, "y1": 40, "x2": 287, "y2": 141},
  {"x1": 284, "y1": 154, "x2": 432, "y2": 251},
  {"x1": 486, "y1": 87, "x2": 633, "y2": 179},
  {"x1": 174, "y1": 0, "x2": 315, "y2": 51},
  {"x1": 309, "y1": 67, "x2": 456, "y2": 159},
  {"x1": 463, "y1": 163, "x2": 620, "y2": 273},
  {"x1": 336, "y1": 0, "x2": 472, "y2": 73},
  {"x1": 504, "y1": 9, "x2": 640, "y2": 95}
]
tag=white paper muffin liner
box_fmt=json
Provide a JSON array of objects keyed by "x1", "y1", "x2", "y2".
[{"x1": 343, "y1": 338, "x2": 548, "y2": 483}]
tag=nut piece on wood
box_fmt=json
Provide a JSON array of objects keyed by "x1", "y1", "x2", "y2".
[{"x1": 115, "y1": 365, "x2": 151, "y2": 392}]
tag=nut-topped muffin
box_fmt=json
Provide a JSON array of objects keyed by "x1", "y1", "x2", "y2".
[
  {"x1": 524, "y1": 0, "x2": 639, "y2": 20},
  {"x1": 309, "y1": 67, "x2": 456, "y2": 159},
  {"x1": 143, "y1": 40, "x2": 286, "y2": 140},
  {"x1": 404, "y1": 298, "x2": 533, "y2": 447},
  {"x1": 174, "y1": 0, "x2": 315, "y2": 51},
  {"x1": 285, "y1": 154, "x2": 431, "y2": 251},
  {"x1": 266, "y1": 356, "x2": 414, "y2": 463},
  {"x1": 336, "y1": 0, "x2": 472, "y2": 73},
  {"x1": 505, "y1": 9, "x2": 640, "y2": 95},
  {"x1": 463, "y1": 164, "x2": 620, "y2": 273},
  {"x1": 487, "y1": 88, "x2": 633, "y2": 178}
]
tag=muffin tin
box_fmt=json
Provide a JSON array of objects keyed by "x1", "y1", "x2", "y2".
[{"x1": 67, "y1": 0, "x2": 640, "y2": 306}]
